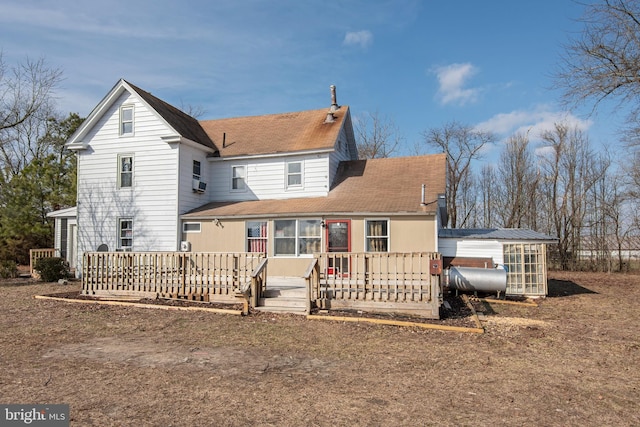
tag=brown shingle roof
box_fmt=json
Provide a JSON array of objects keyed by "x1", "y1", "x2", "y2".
[
  {"x1": 183, "y1": 153, "x2": 447, "y2": 218},
  {"x1": 126, "y1": 81, "x2": 217, "y2": 150},
  {"x1": 199, "y1": 107, "x2": 349, "y2": 157}
]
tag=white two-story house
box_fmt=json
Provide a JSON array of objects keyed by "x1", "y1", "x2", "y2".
[{"x1": 59, "y1": 79, "x2": 447, "y2": 278}]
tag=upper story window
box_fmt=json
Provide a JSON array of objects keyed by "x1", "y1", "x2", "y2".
[
  {"x1": 118, "y1": 155, "x2": 133, "y2": 188},
  {"x1": 232, "y1": 165, "x2": 246, "y2": 191},
  {"x1": 286, "y1": 161, "x2": 302, "y2": 188},
  {"x1": 365, "y1": 219, "x2": 389, "y2": 252},
  {"x1": 193, "y1": 160, "x2": 201, "y2": 180},
  {"x1": 118, "y1": 218, "x2": 133, "y2": 251},
  {"x1": 120, "y1": 105, "x2": 134, "y2": 136}
]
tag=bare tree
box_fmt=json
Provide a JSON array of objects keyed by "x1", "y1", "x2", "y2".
[
  {"x1": 539, "y1": 123, "x2": 606, "y2": 270},
  {"x1": 178, "y1": 100, "x2": 207, "y2": 119},
  {"x1": 479, "y1": 164, "x2": 497, "y2": 228},
  {"x1": 354, "y1": 111, "x2": 402, "y2": 159},
  {"x1": 496, "y1": 132, "x2": 540, "y2": 229},
  {"x1": 422, "y1": 121, "x2": 495, "y2": 228},
  {"x1": 556, "y1": 0, "x2": 640, "y2": 142},
  {"x1": 0, "y1": 54, "x2": 62, "y2": 179},
  {"x1": 456, "y1": 167, "x2": 479, "y2": 228}
]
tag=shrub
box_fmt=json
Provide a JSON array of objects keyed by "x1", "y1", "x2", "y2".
[
  {"x1": 0, "y1": 260, "x2": 18, "y2": 279},
  {"x1": 34, "y1": 257, "x2": 69, "y2": 282}
]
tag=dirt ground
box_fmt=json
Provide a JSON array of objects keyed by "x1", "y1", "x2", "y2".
[{"x1": 0, "y1": 271, "x2": 638, "y2": 426}]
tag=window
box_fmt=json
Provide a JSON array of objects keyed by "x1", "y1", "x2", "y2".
[
  {"x1": 274, "y1": 219, "x2": 321, "y2": 256},
  {"x1": 366, "y1": 219, "x2": 389, "y2": 252},
  {"x1": 503, "y1": 243, "x2": 547, "y2": 295},
  {"x1": 247, "y1": 221, "x2": 267, "y2": 253},
  {"x1": 118, "y1": 218, "x2": 133, "y2": 251},
  {"x1": 232, "y1": 165, "x2": 246, "y2": 190},
  {"x1": 286, "y1": 161, "x2": 302, "y2": 188},
  {"x1": 183, "y1": 222, "x2": 201, "y2": 233},
  {"x1": 193, "y1": 160, "x2": 201, "y2": 180},
  {"x1": 118, "y1": 155, "x2": 133, "y2": 188},
  {"x1": 120, "y1": 105, "x2": 134, "y2": 135},
  {"x1": 60, "y1": 218, "x2": 68, "y2": 259}
]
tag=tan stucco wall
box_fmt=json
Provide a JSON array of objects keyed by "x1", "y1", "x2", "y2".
[
  {"x1": 181, "y1": 214, "x2": 437, "y2": 277},
  {"x1": 390, "y1": 216, "x2": 437, "y2": 252},
  {"x1": 182, "y1": 219, "x2": 246, "y2": 252}
]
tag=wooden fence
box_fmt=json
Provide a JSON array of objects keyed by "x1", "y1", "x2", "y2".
[
  {"x1": 82, "y1": 252, "x2": 266, "y2": 309},
  {"x1": 314, "y1": 252, "x2": 442, "y2": 318},
  {"x1": 29, "y1": 248, "x2": 58, "y2": 277}
]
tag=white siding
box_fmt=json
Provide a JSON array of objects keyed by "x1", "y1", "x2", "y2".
[
  {"x1": 76, "y1": 91, "x2": 181, "y2": 260},
  {"x1": 329, "y1": 126, "x2": 355, "y2": 187},
  {"x1": 439, "y1": 238, "x2": 504, "y2": 265},
  {"x1": 178, "y1": 144, "x2": 213, "y2": 213},
  {"x1": 208, "y1": 153, "x2": 331, "y2": 201}
]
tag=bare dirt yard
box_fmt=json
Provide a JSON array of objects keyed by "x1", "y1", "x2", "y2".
[{"x1": 1, "y1": 271, "x2": 638, "y2": 426}]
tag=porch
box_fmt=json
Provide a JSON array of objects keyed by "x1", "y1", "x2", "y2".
[{"x1": 78, "y1": 251, "x2": 443, "y2": 319}]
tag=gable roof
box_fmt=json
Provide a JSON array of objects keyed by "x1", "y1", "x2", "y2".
[
  {"x1": 199, "y1": 106, "x2": 351, "y2": 157},
  {"x1": 68, "y1": 79, "x2": 352, "y2": 157},
  {"x1": 183, "y1": 153, "x2": 447, "y2": 218},
  {"x1": 125, "y1": 81, "x2": 216, "y2": 150},
  {"x1": 439, "y1": 228, "x2": 558, "y2": 243},
  {"x1": 66, "y1": 79, "x2": 216, "y2": 151}
]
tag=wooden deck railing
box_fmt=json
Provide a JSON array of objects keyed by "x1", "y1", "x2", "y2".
[
  {"x1": 249, "y1": 258, "x2": 269, "y2": 309},
  {"x1": 29, "y1": 248, "x2": 59, "y2": 277},
  {"x1": 82, "y1": 252, "x2": 266, "y2": 306},
  {"x1": 314, "y1": 252, "x2": 442, "y2": 318},
  {"x1": 303, "y1": 258, "x2": 320, "y2": 314}
]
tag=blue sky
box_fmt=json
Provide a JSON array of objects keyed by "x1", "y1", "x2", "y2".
[{"x1": 0, "y1": 0, "x2": 621, "y2": 159}]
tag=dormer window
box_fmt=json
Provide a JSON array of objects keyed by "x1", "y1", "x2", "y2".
[{"x1": 120, "y1": 105, "x2": 134, "y2": 136}]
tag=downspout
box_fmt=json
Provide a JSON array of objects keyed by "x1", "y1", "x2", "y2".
[{"x1": 175, "y1": 144, "x2": 182, "y2": 250}]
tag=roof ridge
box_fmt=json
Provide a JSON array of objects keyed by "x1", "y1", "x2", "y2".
[{"x1": 198, "y1": 106, "x2": 349, "y2": 124}]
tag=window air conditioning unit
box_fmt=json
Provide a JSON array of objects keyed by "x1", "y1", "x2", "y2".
[
  {"x1": 192, "y1": 179, "x2": 207, "y2": 193},
  {"x1": 180, "y1": 241, "x2": 191, "y2": 252}
]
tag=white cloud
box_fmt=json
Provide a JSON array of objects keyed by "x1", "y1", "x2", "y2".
[
  {"x1": 432, "y1": 63, "x2": 479, "y2": 106},
  {"x1": 475, "y1": 106, "x2": 592, "y2": 141},
  {"x1": 343, "y1": 30, "x2": 373, "y2": 48}
]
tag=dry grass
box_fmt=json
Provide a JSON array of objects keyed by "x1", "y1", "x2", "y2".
[{"x1": 0, "y1": 271, "x2": 638, "y2": 426}]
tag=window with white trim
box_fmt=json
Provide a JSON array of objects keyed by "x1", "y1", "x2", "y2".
[
  {"x1": 274, "y1": 219, "x2": 321, "y2": 256},
  {"x1": 183, "y1": 222, "x2": 201, "y2": 233},
  {"x1": 118, "y1": 218, "x2": 133, "y2": 251},
  {"x1": 286, "y1": 161, "x2": 302, "y2": 188},
  {"x1": 231, "y1": 165, "x2": 246, "y2": 191},
  {"x1": 120, "y1": 105, "x2": 134, "y2": 135},
  {"x1": 365, "y1": 219, "x2": 389, "y2": 252},
  {"x1": 118, "y1": 155, "x2": 133, "y2": 188},
  {"x1": 247, "y1": 221, "x2": 267, "y2": 253},
  {"x1": 193, "y1": 160, "x2": 201, "y2": 180}
]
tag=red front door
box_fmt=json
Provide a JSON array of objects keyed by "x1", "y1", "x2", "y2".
[{"x1": 326, "y1": 220, "x2": 350, "y2": 275}]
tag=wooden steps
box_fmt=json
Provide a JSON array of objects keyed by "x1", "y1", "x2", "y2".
[{"x1": 255, "y1": 278, "x2": 308, "y2": 315}]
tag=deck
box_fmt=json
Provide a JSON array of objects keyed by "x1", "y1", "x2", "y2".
[{"x1": 77, "y1": 251, "x2": 443, "y2": 319}]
